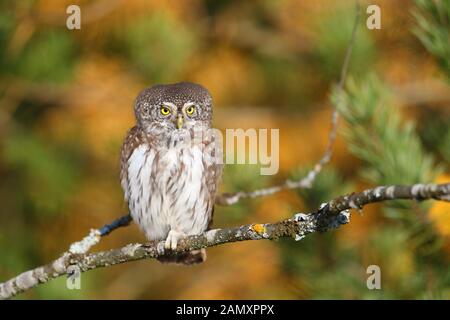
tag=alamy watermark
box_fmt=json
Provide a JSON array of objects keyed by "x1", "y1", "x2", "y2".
[
  {"x1": 224, "y1": 129, "x2": 279, "y2": 175},
  {"x1": 66, "y1": 5, "x2": 81, "y2": 30},
  {"x1": 366, "y1": 5, "x2": 381, "y2": 30},
  {"x1": 161, "y1": 127, "x2": 280, "y2": 176},
  {"x1": 66, "y1": 265, "x2": 81, "y2": 290},
  {"x1": 366, "y1": 265, "x2": 381, "y2": 290},
  {"x1": 67, "y1": 4, "x2": 382, "y2": 31}
]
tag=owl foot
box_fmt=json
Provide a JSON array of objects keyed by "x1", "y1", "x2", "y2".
[
  {"x1": 164, "y1": 230, "x2": 187, "y2": 250},
  {"x1": 156, "y1": 242, "x2": 166, "y2": 255}
]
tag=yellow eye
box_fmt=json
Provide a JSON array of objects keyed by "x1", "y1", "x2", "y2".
[
  {"x1": 160, "y1": 106, "x2": 171, "y2": 116},
  {"x1": 186, "y1": 106, "x2": 195, "y2": 115}
]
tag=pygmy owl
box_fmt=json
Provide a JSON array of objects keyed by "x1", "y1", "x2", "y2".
[{"x1": 120, "y1": 82, "x2": 222, "y2": 265}]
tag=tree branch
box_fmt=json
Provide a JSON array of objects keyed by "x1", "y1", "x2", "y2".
[
  {"x1": 0, "y1": 3, "x2": 369, "y2": 299},
  {"x1": 216, "y1": 2, "x2": 362, "y2": 206},
  {"x1": 1, "y1": 182, "x2": 448, "y2": 299}
]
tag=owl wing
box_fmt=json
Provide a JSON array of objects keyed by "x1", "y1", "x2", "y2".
[
  {"x1": 204, "y1": 132, "x2": 224, "y2": 229},
  {"x1": 120, "y1": 126, "x2": 146, "y2": 202}
]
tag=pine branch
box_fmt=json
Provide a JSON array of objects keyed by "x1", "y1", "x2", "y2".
[
  {"x1": 216, "y1": 2, "x2": 362, "y2": 206},
  {"x1": 412, "y1": 0, "x2": 450, "y2": 78},
  {"x1": 1, "y1": 182, "x2": 448, "y2": 300}
]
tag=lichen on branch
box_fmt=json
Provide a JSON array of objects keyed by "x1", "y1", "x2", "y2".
[{"x1": 1, "y1": 182, "x2": 448, "y2": 300}]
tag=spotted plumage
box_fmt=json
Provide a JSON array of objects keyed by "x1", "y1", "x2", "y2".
[{"x1": 120, "y1": 82, "x2": 222, "y2": 265}]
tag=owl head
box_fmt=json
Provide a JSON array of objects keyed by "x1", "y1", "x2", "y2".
[{"x1": 134, "y1": 82, "x2": 213, "y2": 132}]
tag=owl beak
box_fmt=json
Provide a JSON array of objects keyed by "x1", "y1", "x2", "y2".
[{"x1": 177, "y1": 115, "x2": 184, "y2": 129}]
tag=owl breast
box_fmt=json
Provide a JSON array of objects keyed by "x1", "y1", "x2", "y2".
[{"x1": 125, "y1": 141, "x2": 212, "y2": 241}]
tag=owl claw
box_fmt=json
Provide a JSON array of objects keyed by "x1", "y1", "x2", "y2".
[
  {"x1": 164, "y1": 230, "x2": 187, "y2": 250},
  {"x1": 156, "y1": 242, "x2": 166, "y2": 255}
]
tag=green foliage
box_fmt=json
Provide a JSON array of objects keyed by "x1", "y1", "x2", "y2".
[
  {"x1": 2, "y1": 130, "x2": 81, "y2": 215},
  {"x1": 110, "y1": 13, "x2": 196, "y2": 82},
  {"x1": 0, "y1": 229, "x2": 35, "y2": 273},
  {"x1": 18, "y1": 31, "x2": 77, "y2": 83},
  {"x1": 0, "y1": 0, "x2": 447, "y2": 300},
  {"x1": 222, "y1": 163, "x2": 270, "y2": 194},
  {"x1": 204, "y1": 0, "x2": 241, "y2": 16},
  {"x1": 0, "y1": 11, "x2": 15, "y2": 67},
  {"x1": 255, "y1": 56, "x2": 309, "y2": 107},
  {"x1": 33, "y1": 270, "x2": 98, "y2": 299},
  {"x1": 7, "y1": 30, "x2": 78, "y2": 83},
  {"x1": 313, "y1": 6, "x2": 376, "y2": 82},
  {"x1": 365, "y1": 226, "x2": 449, "y2": 298},
  {"x1": 291, "y1": 166, "x2": 353, "y2": 210},
  {"x1": 279, "y1": 231, "x2": 366, "y2": 299},
  {"x1": 278, "y1": 168, "x2": 359, "y2": 298},
  {"x1": 332, "y1": 75, "x2": 439, "y2": 186},
  {"x1": 218, "y1": 164, "x2": 269, "y2": 223},
  {"x1": 418, "y1": 110, "x2": 450, "y2": 166},
  {"x1": 278, "y1": 71, "x2": 446, "y2": 299},
  {"x1": 412, "y1": 0, "x2": 450, "y2": 79},
  {"x1": 327, "y1": 74, "x2": 447, "y2": 298}
]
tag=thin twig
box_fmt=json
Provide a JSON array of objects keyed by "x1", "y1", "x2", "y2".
[
  {"x1": 216, "y1": 2, "x2": 361, "y2": 206},
  {"x1": 1, "y1": 182, "x2": 448, "y2": 300}
]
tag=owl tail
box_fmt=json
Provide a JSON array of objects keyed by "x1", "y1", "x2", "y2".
[{"x1": 156, "y1": 249, "x2": 207, "y2": 265}]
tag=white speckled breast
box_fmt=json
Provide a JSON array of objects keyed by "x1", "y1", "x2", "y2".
[{"x1": 126, "y1": 141, "x2": 211, "y2": 241}]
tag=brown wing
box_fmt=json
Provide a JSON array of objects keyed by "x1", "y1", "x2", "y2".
[
  {"x1": 120, "y1": 126, "x2": 145, "y2": 202},
  {"x1": 204, "y1": 130, "x2": 223, "y2": 230}
]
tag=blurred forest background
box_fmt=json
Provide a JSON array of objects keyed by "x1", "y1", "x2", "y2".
[{"x1": 0, "y1": 0, "x2": 449, "y2": 299}]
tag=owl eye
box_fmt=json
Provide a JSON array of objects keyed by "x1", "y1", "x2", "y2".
[
  {"x1": 160, "y1": 106, "x2": 171, "y2": 116},
  {"x1": 185, "y1": 106, "x2": 196, "y2": 115}
]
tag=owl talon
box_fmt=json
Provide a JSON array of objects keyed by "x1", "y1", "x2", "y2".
[
  {"x1": 156, "y1": 242, "x2": 166, "y2": 255},
  {"x1": 164, "y1": 230, "x2": 187, "y2": 250}
]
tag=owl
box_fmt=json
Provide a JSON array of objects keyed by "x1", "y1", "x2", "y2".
[{"x1": 120, "y1": 82, "x2": 222, "y2": 265}]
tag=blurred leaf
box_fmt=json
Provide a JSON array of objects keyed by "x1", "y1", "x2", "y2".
[
  {"x1": 13, "y1": 30, "x2": 78, "y2": 83},
  {"x1": 412, "y1": 0, "x2": 450, "y2": 79},
  {"x1": 219, "y1": 164, "x2": 270, "y2": 222},
  {"x1": 313, "y1": 6, "x2": 376, "y2": 82},
  {"x1": 110, "y1": 13, "x2": 196, "y2": 82},
  {"x1": 418, "y1": 109, "x2": 450, "y2": 165},
  {"x1": 291, "y1": 166, "x2": 353, "y2": 210},
  {"x1": 2, "y1": 129, "x2": 81, "y2": 215},
  {"x1": 254, "y1": 55, "x2": 309, "y2": 107}
]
